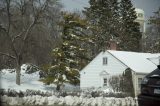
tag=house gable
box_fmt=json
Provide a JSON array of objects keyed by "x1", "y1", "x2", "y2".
[{"x1": 80, "y1": 51, "x2": 128, "y2": 88}]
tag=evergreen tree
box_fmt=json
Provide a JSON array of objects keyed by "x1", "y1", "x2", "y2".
[
  {"x1": 84, "y1": 0, "x2": 142, "y2": 54},
  {"x1": 122, "y1": 68, "x2": 135, "y2": 97},
  {"x1": 83, "y1": 0, "x2": 120, "y2": 56},
  {"x1": 145, "y1": 8, "x2": 160, "y2": 52},
  {"x1": 41, "y1": 12, "x2": 89, "y2": 90},
  {"x1": 119, "y1": 0, "x2": 142, "y2": 51}
]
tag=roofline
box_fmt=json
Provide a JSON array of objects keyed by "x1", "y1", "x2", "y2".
[
  {"x1": 107, "y1": 50, "x2": 159, "y2": 73},
  {"x1": 80, "y1": 52, "x2": 102, "y2": 74},
  {"x1": 135, "y1": 72, "x2": 150, "y2": 75},
  {"x1": 81, "y1": 50, "x2": 136, "y2": 73},
  {"x1": 147, "y1": 56, "x2": 160, "y2": 59},
  {"x1": 146, "y1": 58, "x2": 159, "y2": 66},
  {"x1": 80, "y1": 50, "x2": 158, "y2": 74},
  {"x1": 106, "y1": 50, "x2": 130, "y2": 69},
  {"x1": 107, "y1": 50, "x2": 149, "y2": 73}
]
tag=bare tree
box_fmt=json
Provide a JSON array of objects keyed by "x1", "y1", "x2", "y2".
[{"x1": 0, "y1": 0, "x2": 61, "y2": 85}]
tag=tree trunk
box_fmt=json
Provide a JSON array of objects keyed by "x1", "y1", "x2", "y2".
[
  {"x1": 16, "y1": 66, "x2": 21, "y2": 85},
  {"x1": 16, "y1": 57, "x2": 21, "y2": 85},
  {"x1": 56, "y1": 84, "x2": 61, "y2": 91}
]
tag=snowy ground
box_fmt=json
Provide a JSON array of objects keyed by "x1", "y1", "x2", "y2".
[
  {"x1": 0, "y1": 65, "x2": 138, "y2": 106},
  {"x1": 0, "y1": 66, "x2": 54, "y2": 92},
  {"x1": 0, "y1": 65, "x2": 79, "y2": 92}
]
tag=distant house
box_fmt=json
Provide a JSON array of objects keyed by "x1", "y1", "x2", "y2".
[
  {"x1": 80, "y1": 50, "x2": 160, "y2": 96},
  {"x1": 135, "y1": 8, "x2": 145, "y2": 33}
]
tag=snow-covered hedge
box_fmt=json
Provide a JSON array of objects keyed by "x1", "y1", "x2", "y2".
[
  {"x1": 1, "y1": 95, "x2": 138, "y2": 106},
  {"x1": 81, "y1": 87, "x2": 131, "y2": 98},
  {"x1": 0, "y1": 88, "x2": 132, "y2": 98},
  {"x1": 0, "y1": 89, "x2": 52, "y2": 97}
]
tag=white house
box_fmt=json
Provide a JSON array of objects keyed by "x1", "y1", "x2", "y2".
[{"x1": 80, "y1": 50, "x2": 160, "y2": 96}]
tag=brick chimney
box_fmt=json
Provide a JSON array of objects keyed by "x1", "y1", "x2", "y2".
[{"x1": 109, "y1": 40, "x2": 117, "y2": 50}]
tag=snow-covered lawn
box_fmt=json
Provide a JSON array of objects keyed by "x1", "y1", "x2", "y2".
[
  {"x1": 1, "y1": 69, "x2": 47, "y2": 91},
  {"x1": 0, "y1": 68, "x2": 54, "y2": 92},
  {"x1": 0, "y1": 64, "x2": 79, "y2": 92},
  {"x1": 0, "y1": 65, "x2": 138, "y2": 106}
]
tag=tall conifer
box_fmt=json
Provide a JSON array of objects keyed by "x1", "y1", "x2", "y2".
[
  {"x1": 83, "y1": 0, "x2": 120, "y2": 55},
  {"x1": 41, "y1": 12, "x2": 89, "y2": 90},
  {"x1": 119, "y1": 0, "x2": 142, "y2": 51},
  {"x1": 84, "y1": 0, "x2": 142, "y2": 53}
]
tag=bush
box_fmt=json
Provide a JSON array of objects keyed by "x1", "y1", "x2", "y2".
[
  {"x1": 7, "y1": 89, "x2": 17, "y2": 97},
  {"x1": 2, "y1": 88, "x2": 132, "y2": 98},
  {"x1": 91, "y1": 91, "x2": 100, "y2": 97},
  {"x1": 0, "y1": 89, "x2": 7, "y2": 96},
  {"x1": 0, "y1": 89, "x2": 53, "y2": 97}
]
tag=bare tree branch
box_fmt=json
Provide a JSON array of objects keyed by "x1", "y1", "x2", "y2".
[
  {"x1": 19, "y1": 0, "x2": 49, "y2": 56},
  {"x1": 0, "y1": 52, "x2": 16, "y2": 59},
  {"x1": 5, "y1": 0, "x2": 19, "y2": 59},
  {"x1": 0, "y1": 24, "x2": 7, "y2": 32},
  {"x1": 12, "y1": 30, "x2": 25, "y2": 42},
  {"x1": 6, "y1": 0, "x2": 11, "y2": 34}
]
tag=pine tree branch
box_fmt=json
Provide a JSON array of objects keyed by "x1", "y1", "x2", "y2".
[{"x1": 0, "y1": 52, "x2": 16, "y2": 59}]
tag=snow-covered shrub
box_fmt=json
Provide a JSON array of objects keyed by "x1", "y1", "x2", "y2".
[
  {"x1": 58, "y1": 91, "x2": 68, "y2": 97},
  {"x1": 80, "y1": 87, "x2": 130, "y2": 98},
  {"x1": 61, "y1": 91, "x2": 81, "y2": 97},
  {"x1": 0, "y1": 89, "x2": 7, "y2": 96},
  {"x1": 101, "y1": 92, "x2": 129, "y2": 98},
  {"x1": 18, "y1": 90, "x2": 24, "y2": 97},
  {"x1": 24, "y1": 89, "x2": 52, "y2": 97},
  {"x1": 0, "y1": 89, "x2": 53, "y2": 97},
  {"x1": 7, "y1": 89, "x2": 18, "y2": 97},
  {"x1": 0, "y1": 89, "x2": 25, "y2": 97},
  {"x1": 21, "y1": 64, "x2": 40, "y2": 74},
  {"x1": 2, "y1": 87, "x2": 132, "y2": 99},
  {"x1": 1, "y1": 95, "x2": 138, "y2": 106},
  {"x1": 91, "y1": 91, "x2": 101, "y2": 97}
]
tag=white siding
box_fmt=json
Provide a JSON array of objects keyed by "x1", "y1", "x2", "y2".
[
  {"x1": 134, "y1": 73, "x2": 148, "y2": 96},
  {"x1": 80, "y1": 51, "x2": 128, "y2": 88}
]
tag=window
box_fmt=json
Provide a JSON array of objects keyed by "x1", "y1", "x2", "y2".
[
  {"x1": 103, "y1": 78, "x2": 107, "y2": 86},
  {"x1": 138, "y1": 78, "x2": 143, "y2": 89},
  {"x1": 137, "y1": 13, "x2": 143, "y2": 18},
  {"x1": 103, "y1": 57, "x2": 108, "y2": 65}
]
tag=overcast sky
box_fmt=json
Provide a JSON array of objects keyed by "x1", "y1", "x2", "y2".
[{"x1": 60, "y1": 0, "x2": 160, "y2": 20}]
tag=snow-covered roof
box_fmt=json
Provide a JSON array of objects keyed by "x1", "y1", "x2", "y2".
[
  {"x1": 107, "y1": 50, "x2": 160, "y2": 73},
  {"x1": 146, "y1": 53, "x2": 160, "y2": 59}
]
